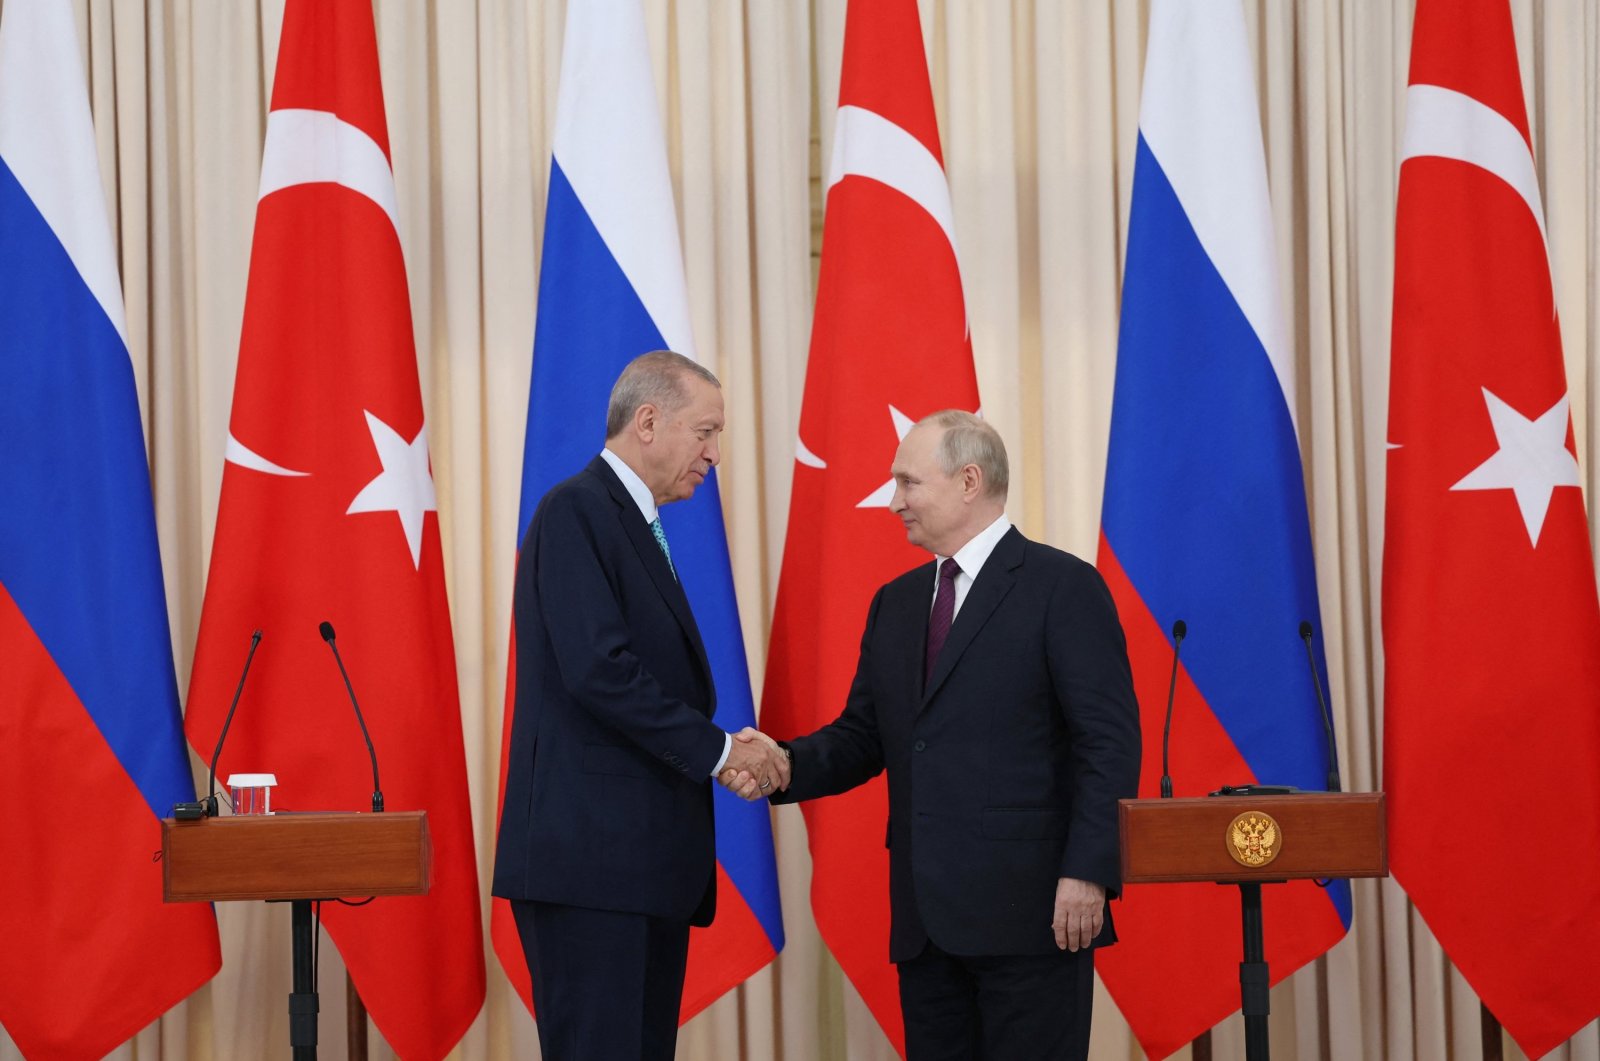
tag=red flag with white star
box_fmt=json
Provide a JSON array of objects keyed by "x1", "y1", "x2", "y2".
[
  {"x1": 184, "y1": 1, "x2": 484, "y2": 1056},
  {"x1": 758, "y1": 0, "x2": 978, "y2": 1052},
  {"x1": 1384, "y1": 0, "x2": 1600, "y2": 1055}
]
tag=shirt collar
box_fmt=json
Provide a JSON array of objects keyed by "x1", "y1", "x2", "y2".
[
  {"x1": 940, "y1": 513, "x2": 1012, "y2": 580},
  {"x1": 600, "y1": 447, "x2": 658, "y2": 523}
]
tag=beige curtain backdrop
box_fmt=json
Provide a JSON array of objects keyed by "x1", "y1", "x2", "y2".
[{"x1": 3, "y1": 0, "x2": 1597, "y2": 1058}]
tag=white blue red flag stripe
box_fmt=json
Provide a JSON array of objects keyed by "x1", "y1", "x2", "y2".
[
  {"x1": 491, "y1": 0, "x2": 782, "y2": 1019},
  {"x1": 0, "y1": 0, "x2": 219, "y2": 1055},
  {"x1": 1093, "y1": 3, "x2": 1349, "y2": 1056}
]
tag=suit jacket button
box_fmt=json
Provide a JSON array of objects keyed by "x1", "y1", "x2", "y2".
[{"x1": 913, "y1": 740, "x2": 926, "y2": 752}]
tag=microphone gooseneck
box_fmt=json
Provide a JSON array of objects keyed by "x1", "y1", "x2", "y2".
[
  {"x1": 1160, "y1": 619, "x2": 1187, "y2": 799},
  {"x1": 204, "y1": 629, "x2": 264, "y2": 817},
  {"x1": 1299, "y1": 620, "x2": 1341, "y2": 792},
  {"x1": 320, "y1": 621, "x2": 384, "y2": 812}
]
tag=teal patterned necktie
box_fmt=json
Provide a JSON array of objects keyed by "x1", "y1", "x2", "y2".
[{"x1": 650, "y1": 517, "x2": 676, "y2": 579}]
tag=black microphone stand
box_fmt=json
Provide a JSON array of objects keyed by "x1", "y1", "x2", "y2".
[
  {"x1": 1300, "y1": 621, "x2": 1341, "y2": 793},
  {"x1": 320, "y1": 621, "x2": 384, "y2": 813},
  {"x1": 172, "y1": 630, "x2": 262, "y2": 820},
  {"x1": 206, "y1": 630, "x2": 263, "y2": 816},
  {"x1": 1160, "y1": 619, "x2": 1186, "y2": 798}
]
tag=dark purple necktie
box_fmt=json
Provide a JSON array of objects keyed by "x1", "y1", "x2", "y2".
[{"x1": 925, "y1": 557, "x2": 961, "y2": 687}]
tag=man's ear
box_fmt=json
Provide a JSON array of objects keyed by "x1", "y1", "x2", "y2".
[
  {"x1": 961, "y1": 463, "x2": 983, "y2": 500},
  {"x1": 634, "y1": 402, "x2": 658, "y2": 443}
]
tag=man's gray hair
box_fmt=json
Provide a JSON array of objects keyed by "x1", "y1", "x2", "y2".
[
  {"x1": 920, "y1": 409, "x2": 1009, "y2": 500},
  {"x1": 605, "y1": 350, "x2": 721, "y2": 439}
]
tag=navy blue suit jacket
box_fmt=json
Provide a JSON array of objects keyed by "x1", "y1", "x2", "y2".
[
  {"x1": 774, "y1": 527, "x2": 1141, "y2": 961},
  {"x1": 492, "y1": 456, "x2": 726, "y2": 925}
]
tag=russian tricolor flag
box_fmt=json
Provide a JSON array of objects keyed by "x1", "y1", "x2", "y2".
[
  {"x1": 1093, "y1": 3, "x2": 1350, "y2": 1057},
  {"x1": 0, "y1": 1, "x2": 220, "y2": 1056},
  {"x1": 490, "y1": 0, "x2": 782, "y2": 1020}
]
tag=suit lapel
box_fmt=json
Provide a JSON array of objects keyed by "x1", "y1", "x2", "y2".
[
  {"x1": 588, "y1": 458, "x2": 713, "y2": 684},
  {"x1": 890, "y1": 561, "x2": 936, "y2": 709},
  {"x1": 922, "y1": 526, "x2": 1024, "y2": 708}
]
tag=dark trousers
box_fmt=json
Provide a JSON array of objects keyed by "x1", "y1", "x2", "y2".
[
  {"x1": 897, "y1": 939, "x2": 1095, "y2": 1061},
  {"x1": 511, "y1": 899, "x2": 690, "y2": 1061}
]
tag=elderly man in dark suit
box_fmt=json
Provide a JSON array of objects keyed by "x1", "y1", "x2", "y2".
[
  {"x1": 493, "y1": 350, "x2": 789, "y2": 1061},
  {"x1": 732, "y1": 410, "x2": 1140, "y2": 1060}
]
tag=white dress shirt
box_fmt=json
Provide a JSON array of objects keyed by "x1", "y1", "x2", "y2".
[
  {"x1": 599, "y1": 447, "x2": 659, "y2": 523},
  {"x1": 599, "y1": 448, "x2": 732, "y2": 774},
  {"x1": 931, "y1": 513, "x2": 1013, "y2": 617}
]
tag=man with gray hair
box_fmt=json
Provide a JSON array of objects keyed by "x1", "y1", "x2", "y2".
[
  {"x1": 735, "y1": 410, "x2": 1140, "y2": 1059},
  {"x1": 494, "y1": 350, "x2": 789, "y2": 1060}
]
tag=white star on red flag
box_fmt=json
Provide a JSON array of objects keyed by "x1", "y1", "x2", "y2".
[
  {"x1": 1449, "y1": 387, "x2": 1579, "y2": 547},
  {"x1": 856, "y1": 404, "x2": 916, "y2": 508},
  {"x1": 346, "y1": 410, "x2": 436, "y2": 568}
]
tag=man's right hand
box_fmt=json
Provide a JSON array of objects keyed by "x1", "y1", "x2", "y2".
[{"x1": 717, "y1": 728, "x2": 790, "y2": 801}]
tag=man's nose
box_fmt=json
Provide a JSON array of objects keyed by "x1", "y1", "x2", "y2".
[{"x1": 705, "y1": 439, "x2": 721, "y2": 467}]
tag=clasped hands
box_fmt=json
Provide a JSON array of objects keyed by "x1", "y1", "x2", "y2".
[{"x1": 717, "y1": 727, "x2": 789, "y2": 801}]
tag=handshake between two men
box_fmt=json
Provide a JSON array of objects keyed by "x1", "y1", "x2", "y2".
[
  {"x1": 495, "y1": 377, "x2": 1139, "y2": 1059},
  {"x1": 717, "y1": 727, "x2": 790, "y2": 801}
]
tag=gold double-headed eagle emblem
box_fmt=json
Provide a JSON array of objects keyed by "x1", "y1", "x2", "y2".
[{"x1": 1227, "y1": 810, "x2": 1281, "y2": 868}]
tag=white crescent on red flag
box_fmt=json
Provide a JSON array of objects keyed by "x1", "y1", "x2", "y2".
[
  {"x1": 759, "y1": 0, "x2": 980, "y2": 1052},
  {"x1": 1385, "y1": 1, "x2": 1600, "y2": 1056},
  {"x1": 185, "y1": 2, "x2": 485, "y2": 1057}
]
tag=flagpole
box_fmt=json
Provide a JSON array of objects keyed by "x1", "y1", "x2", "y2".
[
  {"x1": 347, "y1": 974, "x2": 368, "y2": 1061},
  {"x1": 1481, "y1": 1006, "x2": 1503, "y2": 1061}
]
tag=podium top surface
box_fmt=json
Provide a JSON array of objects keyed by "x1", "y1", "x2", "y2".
[{"x1": 162, "y1": 810, "x2": 431, "y2": 902}]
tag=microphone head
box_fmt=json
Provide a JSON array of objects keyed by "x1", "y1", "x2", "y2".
[
  {"x1": 250, "y1": 628, "x2": 263, "y2": 643},
  {"x1": 1299, "y1": 620, "x2": 1314, "y2": 641},
  {"x1": 319, "y1": 621, "x2": 336, "y2": 643},
  {"x1": 1171, "y1": 619, "x2": 1187, "y2": 640}
]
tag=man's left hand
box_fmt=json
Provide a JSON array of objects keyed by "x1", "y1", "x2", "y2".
[{"x1": 1052, "y1": 877, "x2": 1105, "y2": 952}]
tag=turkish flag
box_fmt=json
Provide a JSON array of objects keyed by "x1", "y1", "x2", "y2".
[
  {"x1": 184, "y1": 2, "x2": 484, "y2": 1058},
  {"x1": 758, "y1": 0, "x2": 979, "y2": 1052},
  {"x1": 1384, "y1": 0, "x2": 1600, "y2": 1056}
]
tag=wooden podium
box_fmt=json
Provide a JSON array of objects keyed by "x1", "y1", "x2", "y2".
[
  {"x1": 1119, "y1": 792, "x2": 1387, "y2": 1060},
  {"x1": 162, "y1": 812, "x2": 430, "y2": 1059}
]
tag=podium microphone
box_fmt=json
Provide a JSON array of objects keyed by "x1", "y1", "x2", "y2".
[
  {"x1": 174, "y1": 629, "x2": 262, "y2": 819},
  {"x1": 1160, "y1": 619, "x2": 1187, "y2": 799},
  {"x1": 1299, "y1": 620, "x2": 1341, "y2": 792},
  {"x1": 319, "y1": 621, "x2": 384, "y2": 812}
]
